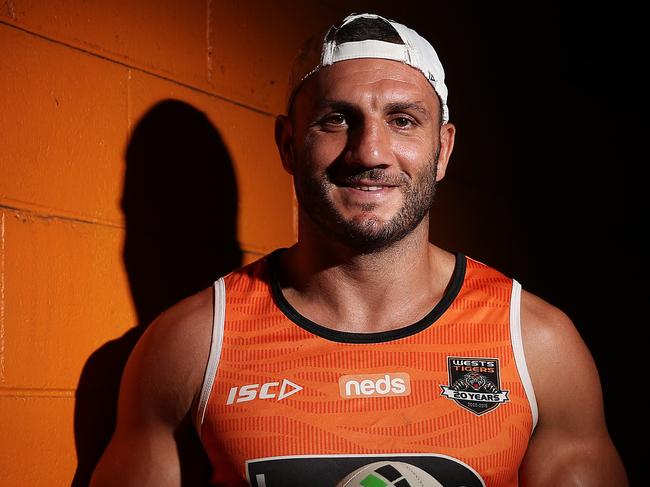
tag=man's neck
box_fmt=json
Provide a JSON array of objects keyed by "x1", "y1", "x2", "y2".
[{"x1": 277, "y1": 219, "x2": 456, "y2": 333}]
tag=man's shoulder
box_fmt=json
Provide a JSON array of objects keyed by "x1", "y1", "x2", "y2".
[
  {"x1": 147, "y1": 285, "x2": 215, "y2": 348},
  {"x1": 518, "y1": 288, "x2": 596, "y2": 404},
  {"x1": 129, "y1": 286, "x2": 216, "y2": 405},
  {"x1": 139, "y1": 250, "x2": 277, "y2": 369},
  {"x1": 520, "y1": 289, "x2": 575, "y2": 344},
  {"x1": 145, "y1": 248, "x2": 277, "y2": 351},
  {"x1": 453, "y1": 253, "x2": 584, "y2": 367},
  {"x1": 145, "y1": 285, "x2": 216, "y2": 348}
]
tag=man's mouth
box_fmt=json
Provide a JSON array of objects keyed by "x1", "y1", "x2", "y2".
[
  {"x1": 351, "y1": 185, "x2": 384, "y2": 191},
  {"x1": 337, "y1": 178, "x2": 399, "y2": 190}
]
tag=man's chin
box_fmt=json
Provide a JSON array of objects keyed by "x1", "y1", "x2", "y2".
[
  {"x1": 334, "y1": 220, "x2": 411, "y2": 253},
  {"x1": 300, "y1": 199, "x2": 425, "y2": 253}
]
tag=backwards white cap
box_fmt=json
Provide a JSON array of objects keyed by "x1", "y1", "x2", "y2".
[{"x1": 287, "y1": 13, "x2": 449, "y2": 123}]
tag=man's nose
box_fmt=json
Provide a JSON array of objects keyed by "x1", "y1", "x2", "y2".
[{"x1": 344, "y1": 118, "x2": 392, "y2": 168}]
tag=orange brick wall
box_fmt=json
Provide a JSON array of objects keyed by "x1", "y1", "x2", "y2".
[{"x1": 0, "y1": 1, "x2": 358, "y2": 485}]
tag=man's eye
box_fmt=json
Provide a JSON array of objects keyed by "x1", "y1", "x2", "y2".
[
  {"x1": 391, "y1": 116, "x2": 414, "y2": 128},
  {"x1": 323, "y1": 114, "x2": 347, "y2": 126}
]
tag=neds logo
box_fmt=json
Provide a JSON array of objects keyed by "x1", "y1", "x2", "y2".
[{"x1": 339, "y1": 373, "x2": 411, "y2": 398}]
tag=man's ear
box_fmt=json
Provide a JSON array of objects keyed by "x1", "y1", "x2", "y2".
[
  {"x1": 435, "y1": 122, "x2": 456, "y2": 181},
  {"x1": 275, "y1": 115, "x2": 294, "y2": 175}
]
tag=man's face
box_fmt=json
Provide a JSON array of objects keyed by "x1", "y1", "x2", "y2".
[{"x1": 281, "y1": 58, "x2": 454, "y2": 252}]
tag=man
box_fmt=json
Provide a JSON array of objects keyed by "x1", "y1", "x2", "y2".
[{"x1": 91, "y1": 13, "x2": 627, "y2": 487}]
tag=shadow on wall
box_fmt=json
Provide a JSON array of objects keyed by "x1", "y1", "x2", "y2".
[{"x1": 72, "y1": 99, "x2": 242, "y2": 486}]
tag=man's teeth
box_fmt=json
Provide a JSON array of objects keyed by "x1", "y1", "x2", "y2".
[{"x1": 353, "y1": 185, "x2": 382, "y2": 191}]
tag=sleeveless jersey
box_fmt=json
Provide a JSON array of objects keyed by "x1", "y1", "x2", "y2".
[{"x1": 196, "y1": 250, "x2": 538, "y2": 487}]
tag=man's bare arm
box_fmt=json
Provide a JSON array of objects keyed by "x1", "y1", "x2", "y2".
[
  {"x1": 519, "y1": 290, "x2": 627, "y2": 486},
  {"x1": 90, "y1": 288, "x2": 213, "y2": 487}
]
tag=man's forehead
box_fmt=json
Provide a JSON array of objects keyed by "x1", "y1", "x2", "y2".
[{"x1": 297, "y1": 58, "x2": 440, "y2": 111}]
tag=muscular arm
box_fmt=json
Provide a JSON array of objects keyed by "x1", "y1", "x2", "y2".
[
  {"x1": 90, "y1": 288, "x2": 213, "y2": 487},
  {"x1": 519, "y1": 290, "x2": 627, "y2": 486}
]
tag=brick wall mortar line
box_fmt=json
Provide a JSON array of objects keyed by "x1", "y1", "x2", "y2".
[
  {"x1": 0, "y1": 386, "x2": 75, "y2": 398},
  {"x1": 0, "y1": 202, "x2": 124, "y2": 229},
  {"x1": 0, "y1": 202, "x2": 267, "y2": 256},
  {"x1": 0, "y1": 19, "x2": 275, "y2": 118}
]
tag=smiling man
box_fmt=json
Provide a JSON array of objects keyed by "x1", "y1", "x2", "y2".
[
  {"x1": 91, "y1": 13, "x2": 628, "y2": 487},
  {"x1": 285, "y1": 58, "x2": 446, "y2": 256}
]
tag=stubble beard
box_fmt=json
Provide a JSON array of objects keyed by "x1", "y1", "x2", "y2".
[{"x1": 294, "y1": 149, "x2": 440, "y2": 253}]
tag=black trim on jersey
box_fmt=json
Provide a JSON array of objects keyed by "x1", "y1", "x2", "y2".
[{"x1": 267, "y1": 249, "x2": 466, "y2": 344}]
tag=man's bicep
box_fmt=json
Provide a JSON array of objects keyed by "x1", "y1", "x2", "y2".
[
  {"x1": 520, "y1": 414, "x2": 626, "y2": 486},
  {"x1": 90, "y1": 366, "x2": 183, "y2": 486},
  {"x1": 519, "y1": 291, "x2": 627, "y2": 486},
  {"x1": 90, "y1": 424, "x2": 182, "y2": 486},
  {"x1": 90, "y1": 324, "x2": 184, "y2": 486},
  {"x1": 91, "y1": 291, "x2": 213, "y2": 487}
]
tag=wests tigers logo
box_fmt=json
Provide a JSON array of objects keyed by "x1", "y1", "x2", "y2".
[{"x1": 440, "y1": 357, "x2": 509, "y2": 415}]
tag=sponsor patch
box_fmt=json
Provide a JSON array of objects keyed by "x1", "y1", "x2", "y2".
[
  {"x1": 339, "y1": 373, "x2": 411, "y2": 399},
  {"x1": 440, "y1": 357, "x2": 509, "y2": 415},
  {"x1": 226, "y1": 379, "x2": 302, "y2": 405}
]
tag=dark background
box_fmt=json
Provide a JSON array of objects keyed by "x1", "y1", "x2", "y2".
[{"x1": 366, "y1": 2, "x2": 644, "y2": 484}]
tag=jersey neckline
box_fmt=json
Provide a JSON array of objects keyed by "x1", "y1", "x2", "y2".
[{"x1": 266, "y1": 249, "x2": 467, "y2": 344}]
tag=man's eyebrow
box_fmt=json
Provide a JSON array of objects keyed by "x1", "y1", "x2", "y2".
[
  {"x1": 316, "y1": 99, "x2": 357, "y2": 112},
  {"x1": 313, "y1": 100, "x2": 432, "y2": 119},
  {"x1": 385, "y1": 101, "x2": 432, "y2": 119}
]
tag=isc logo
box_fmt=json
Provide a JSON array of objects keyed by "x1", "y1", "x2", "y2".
[
  {"x1": 339, "y1": 373, "x2": 411, "y2": 398},
  {"x1": 226, "y1": 379, "x2": 303, "y2": 405}
]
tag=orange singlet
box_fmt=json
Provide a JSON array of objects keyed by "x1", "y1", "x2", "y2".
[{"x1": 195, "y1": 250, "x2": 538, "y2": 487}]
